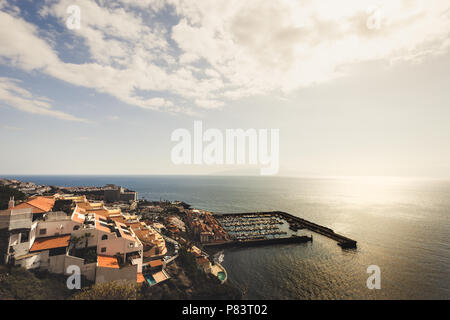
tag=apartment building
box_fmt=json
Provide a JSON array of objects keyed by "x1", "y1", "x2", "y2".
[{"x1": 0, "y1": 195, "x2": 167, "y2": 284}]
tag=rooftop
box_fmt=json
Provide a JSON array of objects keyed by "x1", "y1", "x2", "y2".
[
  {"x1": 137, "y1": 273, "x2": 145, "y2": 283},
  {"x1": 13, "y1": 196, "x2": 55, "y2": 214},
  {"x1": 149, "y1": 259, "x2": 163, "y2": 268},
  {"x1": 97, "y1": 255, "x2": 120, "y2": 269},
  {"x1": 30, "y1": 235, "x2": 70, "y2": 252},
  {"x1": 152, "y1": 271, "x2": 169, "y2": 283}
]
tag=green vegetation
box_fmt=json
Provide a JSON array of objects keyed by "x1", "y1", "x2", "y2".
[
  {"x1": 52, "y1": 199, "x2": 73, "y2": 214},
  {"x1": 0, "y1": 229, "x2": 9, "y2": 264},
  {"x1": 152, "y1": 247, "x2": 243, "y2": 300},
  {"x1": 162, "y1": 206, "x2": 181, "y2": 215},
  {"x1": 72, "y1": 248, "x2": 242, "y2": 300},
  {"x1": 0, "y1": 241, "x2": 241, "y2": 300},
  {"x1": 0, "y1": 261, "x2": 242, "y2": 300},
  {"x1": 69, "y1": 245, "x2": 97, "y2": 264},
  {"x1": 177, "y1": 247, "x2": 203, "y2": 280},
  {"x1": 72, "y1": 281, "x2": 141, "y2": 300},
  {"x1": 84, "y1": 248, "x2": 98, "y2": 264},
  {"x1": 0, "y1": 186, "x2": 26, "y2": 210},
  {"x1": 0, "y1": 265, "x2": 73, "y2": 300},
  {"x1": 72, "y1": 272, "x2": 243, "y2": 300}
]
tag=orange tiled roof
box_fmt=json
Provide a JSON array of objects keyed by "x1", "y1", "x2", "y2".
[
  {"x1": 72, "y1": 211, "x2": 85, "y2": 223},
  {"x1": 91, "y1": 208, "x2": 121, "y2": 218},
  {"x1": 149, "y1": 259, "x2": 163, "y2": 268},
  {"x1": 30, "y1": 235, "x2": 70, "y2": 252},
  {"x1": 95, "y1": 217, "x2": 112, "y2": 233},
  {"x1": 96, "y1": 215, "x2": 107, "y2": 221},
  {"x1": 137, "y1": 273, "x2": 145, "y2": 283},
  {"x1": 110, "y1": 215, "x2": 127, "y2": 224},
  {"x1": 97, "y1": 255, "x2": 120, "y2": 269},
  {"x1": 27, "y1": 197, "x2": 55, "y2": 212},
  {"x1": 74, "y1": 206, "x2": 86, "y2": 214},
  {"x1": 77, "y1": 201, "x2": 103, "y2": 210},
  {"x1": 132, "y1": 227, "x2": 157, "y2": 245},
  {"x1": 114, "y1": 220, "x2": 127, "y2": 228},
  {"x1": 14, "y1": 196, "x2": 55, "y2": 214},
  {"x1": 114, "y1": 221, "x2": 136, "y2": 241}
]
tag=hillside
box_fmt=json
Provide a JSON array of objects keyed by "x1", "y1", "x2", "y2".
[
  {"x1": 0, "y1": 266, "x2": 73, "y2": 300},
  {"x1": 0, "y1": 186, "x2": 26, "y2": 210}
]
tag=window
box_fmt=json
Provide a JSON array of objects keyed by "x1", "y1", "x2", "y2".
[
  {"x1": 101, "y1": 247, "x2": 106, "y2": 253},
  {"x1": 20, "y1": 232, "x2": 29, "y2": 243},
  {"x1": 73, "y1": 226, "x2": 80, "y2": 231},
  {"x1": 128, "y1": 243, "x2": 133, "y2": 248},
  {"x1": 102, "y1": 235, "x2": 108, "y2": 241},
  {"x1": 39, "y1": 229, "x2": 47, "y2": 235}
]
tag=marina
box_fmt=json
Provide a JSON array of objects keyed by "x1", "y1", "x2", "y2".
[{"x1": 209, "y1": 211, "x2": 357, "y2": 249}]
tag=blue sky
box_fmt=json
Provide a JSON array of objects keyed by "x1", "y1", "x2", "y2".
[{"x1": 1, "y1": 0, "x2": 450, "y2": 177}]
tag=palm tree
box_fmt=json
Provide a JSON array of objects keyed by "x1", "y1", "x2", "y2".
[
  {"x1": 81, "y1": 232, "x2": 93, "y2": 249},
  {"x1": 114, "y1": 252, "x2": 124, "y2": 267},
  {"x1": 68, "y1": 236, "x2": 82, "y2": 252}
]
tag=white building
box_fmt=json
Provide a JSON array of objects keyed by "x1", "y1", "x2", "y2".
[{"x1": 0, "y1": 199, "x2": 146, "y2": 284}]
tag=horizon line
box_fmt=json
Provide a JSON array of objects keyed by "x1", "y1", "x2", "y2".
[{"x1": 1, "y1": 174, "x2": 449, "y2": 181}]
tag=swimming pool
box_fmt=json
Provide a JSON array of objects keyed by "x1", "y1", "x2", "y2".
[
  {"x1": 217, "y1": 271, "x2": 226, "y2": 281},
  {"x1": 145, "y1": 274, "x2": 156, "y2": 285}
]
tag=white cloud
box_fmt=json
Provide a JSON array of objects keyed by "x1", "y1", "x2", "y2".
[
  {"x1": 1, "y1": 0, "x2": 449, "y2": 116},
  {"x1": 0, "y1": 0, "x2": 20, "y2": 16},
  {"x1": 0, "y1": 77, "x2": 88, "y2": 122},
  {"x1": 170, "y1": 0, "x2": 450, "y2": 94},
  {"x1": 0, "y1": 125, "x2": 23, "y2": 131},
  {"x1": 195, "y1": 99, "x2": 225, "y2": 109}
]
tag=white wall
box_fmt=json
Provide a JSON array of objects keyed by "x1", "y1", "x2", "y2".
[
  {"x1": 70, "y1": 228, "x2": 100, "y2": 249},
  {"x1": 8, "y1": 233, "x2": 30, "y2": 257},
  {"x1": 96, "y1": 236, "x2": 140, "y2": 258},
  {"x1": 131, "y1": 257, "x2": 142, "y2": 273},
  {"x1": 15, "y1": 253, "x2": 42, "y2": 269},
  {"x1": 70, "y1": 228, "x2": 143, "y2": 260},
  {"x1": 38, "y1": 250, "x2": 50, "y2": 269},
  {"x1": 29, "y1": 221, "x2": 37, "y2": 248},
  {"x1": 36, "y1": 220, "x2": 78, "y2": 238},
  {"x1": 48, "y1": 254, "x2": 66, "y2": 274},
  {"x1": 64, "y1": 255, "x2": 96, "y2": 282}
]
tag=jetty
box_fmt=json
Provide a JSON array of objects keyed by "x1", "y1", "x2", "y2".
[{"x1": 275, "y1": 211, "x2": 357, "y2": 248}]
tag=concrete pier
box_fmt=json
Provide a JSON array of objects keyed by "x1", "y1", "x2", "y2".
[{"x1": 275, "y1": 211, "x2": 357, "y2": 248}]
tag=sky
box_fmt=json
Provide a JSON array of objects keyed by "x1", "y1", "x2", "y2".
[{"x1": 1, "y1": 0, "x2": 450, "y2": 178}]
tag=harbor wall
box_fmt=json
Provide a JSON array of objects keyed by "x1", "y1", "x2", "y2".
[{"x1": 204, "y1": 235, "x2": 312, "y2": 249}]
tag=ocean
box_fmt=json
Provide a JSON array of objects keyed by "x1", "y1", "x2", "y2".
[{"x1": 5, "y1": 175, "x2": 450, "y2": 299}]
